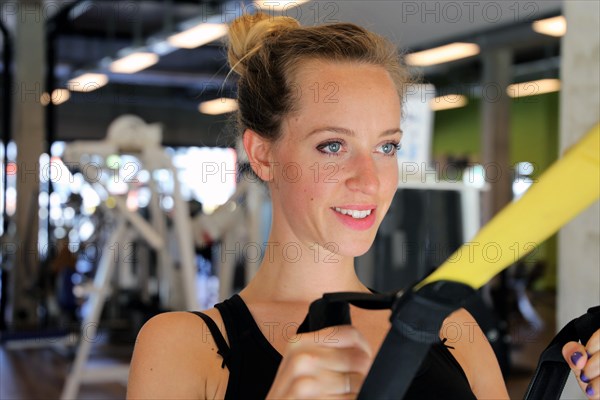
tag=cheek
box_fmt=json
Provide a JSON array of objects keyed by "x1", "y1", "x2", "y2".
[
  {"x1": 381, "y1": 164, "x2": 398, "y2": 203},
  {"x1": 276, "y1": 168, "x2": 321, "y2": 207}
]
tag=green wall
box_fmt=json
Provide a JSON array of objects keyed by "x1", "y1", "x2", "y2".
[
  {"x1": 433, "y1": 92, "x2": 559, "y2": 171},
  {"x1": 432, "y1": 92, "x2": 560, "y2": 289}
]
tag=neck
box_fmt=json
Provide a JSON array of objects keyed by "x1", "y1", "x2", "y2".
[{"x1": 241, "y1": 236, "x2": 369, "y2": 303}]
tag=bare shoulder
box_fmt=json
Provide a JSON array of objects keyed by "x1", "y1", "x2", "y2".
[
  {"x1": 127, "y1": 309, "x2": 228, "y2": 400},
  {"x1": 441, "y1": 308, "x2": 509, "y2": 399}
]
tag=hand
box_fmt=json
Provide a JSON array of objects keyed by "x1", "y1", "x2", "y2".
[
  {"x1": 563, "y1": 329, "x2": 600, "y2": 399},
  {"x1": 266, "y1": 325, "x2": 373, "y2": 400}
]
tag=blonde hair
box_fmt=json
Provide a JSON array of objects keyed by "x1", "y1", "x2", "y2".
[{"x1": 227, "y1": 12, "x2": 409, "y2": 141}]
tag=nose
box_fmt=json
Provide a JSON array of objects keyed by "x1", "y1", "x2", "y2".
[{"x1": 346, "y1": 152, "x2": 379, "y2": 195}]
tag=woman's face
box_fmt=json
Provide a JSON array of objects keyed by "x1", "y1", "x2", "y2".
[{"x1": 268, "y1": 60, "x2": 402, "y2": 258}]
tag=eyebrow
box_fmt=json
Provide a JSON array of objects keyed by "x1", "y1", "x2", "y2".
[{"x1": 306, "y1": 126, "x2": 403, "y2": 138}]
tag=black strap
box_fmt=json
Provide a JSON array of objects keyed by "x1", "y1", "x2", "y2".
[
  {"x1": 358, "y1": 281, "x2": 475, "y2": 399},
  {"x1": 297, "y1": 280, "x2": 476, "y2": 400},
  {"x1": 524, "y1": 306, "x2": 600, "y2": 400},
  {"x1": 297, "y1": 292, "x2": 397, "y2": 332},
  {"x1": 189, "y1": 311, "x2": 232, "y2": 369}
]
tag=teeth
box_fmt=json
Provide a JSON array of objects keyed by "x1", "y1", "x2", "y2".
[{"x1": 334, "y1": 207, "x2": 372, "y2": 219}]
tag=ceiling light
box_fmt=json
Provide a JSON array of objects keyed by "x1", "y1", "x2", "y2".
[
  {"x1": 199, "y1": 98, "x2": 238, "y2": 115},
  {"x1": 110, "y1": 52, "x2": 159, "y2": 74},
  {"x1": 168, "y1": 23, "x2": 228, "y2": 49},
  {"x1": 406, "y1": 43, "x2": 480, "y2": 67},
  {"x1": 253, "y1": 0, "x2": 309, "y2": 11},
  {"x1": 429, "y1": 94, "x2": 468, "y2": 111},
  {"x1": 532, "y1": 16, "x2": 566, "y2": 37},
  {"x1": 40, "y1": 89, "x2": 71, "y2": 106},
  {"x1": 507, "y1": 79, "x2": 560, "y2": 98},
  {"x1": 68, "y1": 73, "x2": 109, "y2": 92}
]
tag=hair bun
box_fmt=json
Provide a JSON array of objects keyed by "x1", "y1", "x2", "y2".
[{"x1": 227, "y1": 12, "x2": 300, "y2": 77}]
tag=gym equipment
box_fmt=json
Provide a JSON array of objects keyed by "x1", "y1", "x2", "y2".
[
  {"x1": 59, "y1": 115, "x2": 197, "y2": 399},
  {"x1": 191, "y1": 167, "x2": 268, "y2": 301}
]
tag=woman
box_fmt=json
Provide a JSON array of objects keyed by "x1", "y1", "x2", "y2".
[{"x1": 127, "y1": 13, "x2": 599, "y2": 399}]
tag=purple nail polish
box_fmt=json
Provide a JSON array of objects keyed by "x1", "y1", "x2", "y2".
[
  {"x1": 581, "y1": 371, "x2": 590, "y2": 383},
  {"x1": 571, "y1": 351, "x2": 583, "y2": 365},
  {"x1": 585, "y1": 384, "x2": 594, "y2": 397}
]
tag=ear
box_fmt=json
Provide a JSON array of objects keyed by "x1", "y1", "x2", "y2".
[{"x1": 242, "y1": 129, "x2": 275, "y2": 182}]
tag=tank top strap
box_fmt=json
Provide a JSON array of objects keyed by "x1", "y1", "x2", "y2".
[
  {"x1": 213, "y1": 294, "x2": 252, "y2": 400},
  {"x1": 214, "y1": 295, "x2": 243, "y2": 347},
  {"x1": 226, "y1": 294, "x2": 259, "y2": 332},
  {"x1": 189, "y1": 311, "x2": 232, "y2": 369}
]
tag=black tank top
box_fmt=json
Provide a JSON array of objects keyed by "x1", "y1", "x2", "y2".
[{"x1": 191, "y1": 294, "x2": 477, "y2": 399}]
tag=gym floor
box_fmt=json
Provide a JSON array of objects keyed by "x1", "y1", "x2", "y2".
[{"x1": 1, "y1": 292, "x2": 556, "y2": 399}]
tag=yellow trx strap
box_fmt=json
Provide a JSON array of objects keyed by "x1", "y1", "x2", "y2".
[{"x1": 417, "y1": 123, "x2": 600, "y2": 290}]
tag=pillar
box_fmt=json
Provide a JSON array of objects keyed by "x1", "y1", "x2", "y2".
[
  {"x1": 481, "y1": 48, "x2": 513, "y2": 222},
  {"x1": 558, "y1": 1, "x2": 600, "y2": 398},
  {"x1": 11, "y1": 0, "x2": 46, "y2": 327}
]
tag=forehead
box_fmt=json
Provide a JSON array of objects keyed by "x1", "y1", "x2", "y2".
[
  {"x1": 283, "y1": 60, "x2": 401, "y2": 136},
  {"x1": 292, "y1": 59, "x2": 398, "y2": 96}
]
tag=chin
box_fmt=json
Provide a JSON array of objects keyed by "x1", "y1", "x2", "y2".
[{"x1": 336, "y1": 238, "x2": 375, "y2": 258}]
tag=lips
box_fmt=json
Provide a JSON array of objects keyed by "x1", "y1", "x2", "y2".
[{"x1": 331, "y1": 205, "x2": 377, "y2": 230}]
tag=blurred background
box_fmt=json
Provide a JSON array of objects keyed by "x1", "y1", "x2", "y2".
[{"x1": 0, "y1": 0, "x2": 598, "y2": 399}]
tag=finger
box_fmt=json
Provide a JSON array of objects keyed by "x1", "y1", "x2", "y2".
[
  {"x1": 582, "y1": 353, "x2": 600, "y2": 384},
  {"x1": 284, "y1": 345, "x2": 371, "y2": 378},
  {"x1": 346, "y1": 371, "x2": 363, "y2": 395},
  {"x1": 274, "y1": 325, "x2": 372, "y2": 398},
  {"x1": 563, "y1": 341, "x2": 588, "y2": 370},
  {"x1": 285, "y1": 375, "x2": 321, "y2": 399},
  {"x1": 306, "y1": 325, "x2": 373, "y2": 357},
  {"x1": 585, "y1": 329, "x2": 600, "y2": 356},
  {"x1": 284, "y1": 374, "x2": 360, "y2": 400},
  {"x1": 583, "y1": 377, "x2": 599, "y2": 400},
  {"x1": 275, "y1": 344, "x2": 370, "y2": 397},
  {"x1": 313, "y1": 346, "x2": 372, "y2": 374},
  {"x1": 306, "y1": 370, "x2": 364, "y2": 396}
]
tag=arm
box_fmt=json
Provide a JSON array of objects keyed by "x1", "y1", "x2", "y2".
[
  {"x1": 442, "y1": 308, "x2": 510, "y2": 399},
  {"x1": 127, "y1": 312, "x2": 215, "y2": 400}
]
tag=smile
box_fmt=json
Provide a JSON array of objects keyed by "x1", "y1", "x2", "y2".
[
  {"x1": 333, "y1": 207, "x2": 373, "y2": 219},
  {"x1": 331, "y1": 205, "x2": 377, "y2": 231}
]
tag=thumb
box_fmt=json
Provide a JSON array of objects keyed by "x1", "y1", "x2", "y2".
[{"x1": 563, "y1": 341, "x2": 588, "y2": 370}]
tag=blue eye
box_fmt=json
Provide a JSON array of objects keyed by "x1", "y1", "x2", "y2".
[
  {"x1": 379, "y1": 142, "x2": 401, "y2": 156},
  {"x1": 317, "y1": 141, "x2": 343, "y2": 155},
  {"x1": 327, "y1": 142, "x2": 341, "y2": 153},
  {"x1": 382, "y1": 143, "x2": 394, "y2": 154}
]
